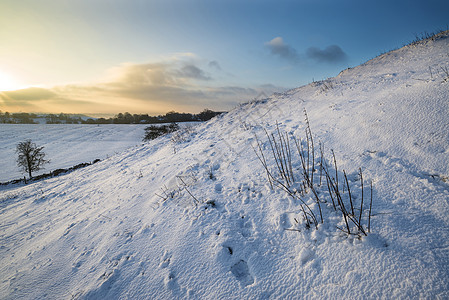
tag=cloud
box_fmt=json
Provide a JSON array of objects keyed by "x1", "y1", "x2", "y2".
[
  {"x1": 0, "y1": 57, "x2": 287, "y2": 115},
  {"x1": 176, "y1": 64, "x2": 211, "y2": 81},
  {"x1": 107, "y1": 63, "x2": 176, "y2": 87},
  {"x1": 265, "y1": 37, "x2": 299, "y2": 62},
  {"x1": 107, "y1": 61, "x2": 211, "y2": 87},
  {"x1": 208, "y1": 60, "x2": 221, "y2": 70},
  {"x1": 306, "y1": 45, "x2": 347, "y2": 63},
  {"x1": 0, "y1": 87, "x2": 56, "y2": 102},
  {"x1": 101, "y1": 61, "x2": 213, "y2": 103}
]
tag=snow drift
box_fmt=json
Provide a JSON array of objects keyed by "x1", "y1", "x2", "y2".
[{"x1": 1, "y1": 31, "x2": 449, "y2": 299}]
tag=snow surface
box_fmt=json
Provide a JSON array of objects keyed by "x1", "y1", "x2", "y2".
[
  {"x1": 1, "y1": 32, "x2": 449, "y2": 299},
  {"x1": 0, "y1": 123, "x2": 198, "y2": 182},
  {"x1": 0, "y1": 124, "x2": 148, "y2": 182}
]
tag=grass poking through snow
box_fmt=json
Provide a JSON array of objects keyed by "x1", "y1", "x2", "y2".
[{"x1": 253, "y1": 110, "x2": 373, "y2": 237}]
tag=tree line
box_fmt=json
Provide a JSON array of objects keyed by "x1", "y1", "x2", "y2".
[
  {"x1": 90, "y1": 109, "x2": 223, "y2": 124},
  {"x1": 0, "y1": 109, "x2": 224, "y2": 124}
]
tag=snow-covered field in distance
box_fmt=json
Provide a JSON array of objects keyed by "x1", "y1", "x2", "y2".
[{"x1": 0, "y1": 123, "x2": 197, "y2": 182}]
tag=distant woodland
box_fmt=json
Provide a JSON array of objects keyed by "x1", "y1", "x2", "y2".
[{"x1": 0, "y1": 109, "x2": 224, "y2": 124}]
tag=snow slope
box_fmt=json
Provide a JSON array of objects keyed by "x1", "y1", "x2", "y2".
[{"x1": 1, "y1": 31, "x2": 449, "y2": 299}]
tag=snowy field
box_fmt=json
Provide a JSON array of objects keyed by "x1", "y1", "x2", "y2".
[
  {"x1": 0, "y1": 124, "x2": 148, "y2": 182},
  {"x1": 1, "y1": 31, "x2": 449, "y2": 299},
  {"x1": 0, "y1": 123, "x2": 198, "y2": 182}
]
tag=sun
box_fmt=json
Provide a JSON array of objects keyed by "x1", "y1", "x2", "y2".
[{"x1": 0, "y1": 70, "x2": 21, "y2": 91}]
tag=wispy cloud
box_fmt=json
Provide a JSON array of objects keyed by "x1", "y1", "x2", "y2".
[
  {"x1": 306, "y1": 45, "x2": 347, "y2": 63},
  {"x1": 208, "y1": 60, "x2": 222, "y2": 71},
  {"x1": 265, "y1": 37, "x2": 299, "y2": 62}
]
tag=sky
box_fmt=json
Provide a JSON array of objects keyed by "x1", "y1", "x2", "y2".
[{"x1": 0, "y1": 0, "x2": 448, "y2": 116}]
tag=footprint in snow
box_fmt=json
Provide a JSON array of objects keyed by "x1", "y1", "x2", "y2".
[
  {"x1": 238, "y1": 216, "x2": 254, "y2": 238},
  {"x1": 218, "y1": 243, "x2": 234, "y2": 259},
  {"x1": 214, "y1": 183, "x2": 223, "y2": 193},
  {"x1": 230, "y1": 260, "x2": 254, "y2": 287},
  {"x1": 298, "y1": 248, "x2": 315, "y2": 265}
]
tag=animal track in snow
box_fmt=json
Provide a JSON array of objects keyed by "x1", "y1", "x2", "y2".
[
  {"x1": 72, "y1": 248, "x2": 93, "y2": 271},
  {"x1": 237, "y1": 182, "x2": 263, "y2": 204},
  {"x1": 82, "y1": 253, "x2": 131, "y2": 299},
  {"x1": 364, "y1": 150, "x2": 449, "y2": 191},
  {"x1": 278, "y1": 212, "x2": 302, "y2": 231},
  {"x1": 85, "y1": 253, "x2": 132, "y2": 298},
  {"x1": 99, "y1": 254, "x2": 131, "y2": 280},
  {"x1": 159, "y1": 251, "x2": 171, "y2": 268},
  {"x1": 63, "y1": 222, "x2": 76, "y2": 236}
]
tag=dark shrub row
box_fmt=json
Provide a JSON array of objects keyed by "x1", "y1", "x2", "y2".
[{"x1": 143, "y1": 123, "x2": 179, "y2": 141}]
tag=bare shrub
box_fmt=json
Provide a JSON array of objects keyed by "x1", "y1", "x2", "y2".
[
  {"x1": 253, "y1": 110, "x2": 373, "y2": 236},
  {"x1": 143, "y1": 123, "x2": 179, "y2": 141}
]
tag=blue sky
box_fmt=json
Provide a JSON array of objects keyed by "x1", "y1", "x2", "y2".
[{"x1": 0, "y1": 0, "x2": 448, "y2": 115}]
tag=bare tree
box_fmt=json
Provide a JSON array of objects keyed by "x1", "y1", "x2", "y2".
[{"x1": 16, "y1": 139, "x2": 49, "y2": 179}]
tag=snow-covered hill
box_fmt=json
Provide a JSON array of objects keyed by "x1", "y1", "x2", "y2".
[{"x1": 1, "y1": 31, "x2": 448, "y2": 299}]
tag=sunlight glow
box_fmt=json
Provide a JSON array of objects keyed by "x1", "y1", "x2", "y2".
[{"x1": 0, "y1": 71, "x2": 22, "y2": 91}]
